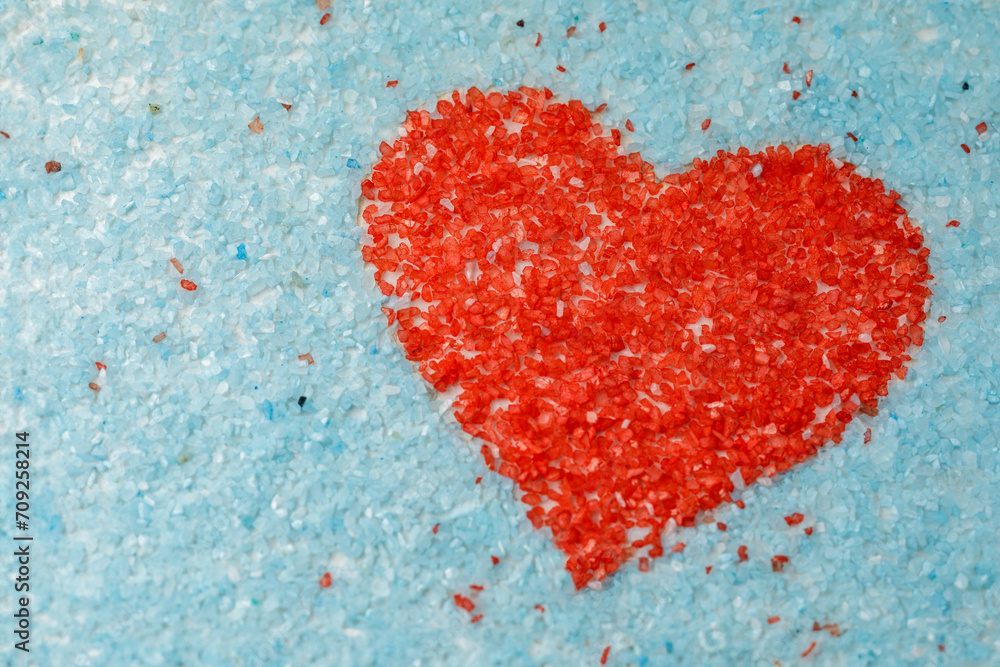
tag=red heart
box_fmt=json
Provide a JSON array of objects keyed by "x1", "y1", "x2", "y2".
[{"x1": 361, "y1": 87, "x2": 931, "y2": 588}]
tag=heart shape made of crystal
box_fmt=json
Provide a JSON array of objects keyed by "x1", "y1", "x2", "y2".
[{"x1": 361, "y1": 87, "x2": 930, "y2": 588}]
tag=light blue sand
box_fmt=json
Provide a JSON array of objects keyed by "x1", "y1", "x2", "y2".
[{"x1": 1, "y1": 1, "x2": 998, "y2": 665}]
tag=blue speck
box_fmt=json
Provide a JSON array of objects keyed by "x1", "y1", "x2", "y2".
[
  {"x1": 261, "y1": 400, "x2": 273, "y2": 420},
  {"x1": 47, "y1": 514, "x2": 64, "y2": 534},
  {"x1": 986, "y1": 389, "x2": 999, "y2": 405},
  {"x1": 14, "y1": 387, "x2": 23, "y2": 401},
  {"x1": 347, "y1": 158, "x2": 361, "y2": 169},
  {"x1": 236, "y1": 243, "x2": 247, "y2": 260},
  {"x1": 665, "y1": 642, "x2": 673, "y2": 653},
  {"x1": 370, "y1": 345, "x2": 377, "y2": 355},
  {"x1": 241, "y1": 515, "x2": 255, "y2": 529}
]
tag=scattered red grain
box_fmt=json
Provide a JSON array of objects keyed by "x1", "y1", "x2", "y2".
[
  {"x1": 470, "y1": 614, "x2": 483, "y2": 624},
  {"x1": 736, "y1": 500, "x2": 746, "y2": 510},
  {"x1": 152, "y1": 332, "x2": 166, "y2": 343},
  {"x1": 319, "y1": 12, "x2": 331, "y2": 25},
  {"x1": 813, "y1": 622, "x2": 842, "y2": 637},
  {"x1": 771, "y1": 555, "x2": 790, "y2": 572},
  {"x1": 556, "y1": 65, "x2": 566, "y2": 73},
  {"x1": 566, "y1": 26, "x2": 576, "y2": 37},
  {"x1": 316, "y1": 0, "x2": 330, "y2": 8},
  {"x1": 717, "y1": 522, "x2": 727, "y2": 531},
  {"x1": 792, "y1": 16, "x2": 802, "y2": 23},
  {"x1": 938, "y1": 316, "x2": 947, "y2": 323},
  {"x1": 685, "y1": 62, "x2": 696, "y2": 70},
  {"x1": 180, "y1": 279, "x2": 197, "y2": 291},
  {"x1": 319, "y1": 572, "x2": 332, "y2": 588},
  {"x1": 961, "y1": 144, "x2": 970, "y2": 153},
  {"x1": 847, "y1": 132, "x2": 858, "y2": 141},
  {"x1": 767, "y1": 616, "x2": 781, "y2": 624},
  {"x1": 475, "y1": 476, "x2": 482, "y2": 484},
  {"x1": 625, "y1": 119, "x2": 634, "y2": 132},
  {"x1": 535, "y1": 32, "x2": 541, "y2": 47},
  {"x1": 386, "y1": 80, "x2": 399, "y2": 88},
  {"x1": 852, "y1": 90, "x2": 859, "y2": 98},
  {"x1": 599, "y1": 22, "x2": 606, "y2": 32},
  {"x1": 946, "y1": 220, "x2": 960, "y2": 228},
  {"x1": 706, "y1": 566, "x2": 712, "y2": 574},
  {"x1": 535, "y1": 604, "x2": 545, "y2": 612},
  {"x1": 248, "y1": 117, "x2": 264, "y2": 134},
  {"x1": 792, "y1": 91, "x2": 801, "y2": 100},
  {"x1": 88, "y1": 382, "x2": 100, "y2": 392},
  {"x1": 45, "y1": 161, "x2": 61, "y2": 174},
  {"x1": 802, "y1": 641, "x2": 817, "y2": 657},
  {"x1": 170, "y1": 258, "x2": 184, "y2": 274},
  {"x1": 491, "y1": 555, "x2": 499, "y2": 566},
  {"x1": 600, "y1": 646, "x2": 611, "y2": 665},
  {"x1": 638, "y1": 557, "x2": 649, "y2": 572},
  {"x1": 782, "y1": 62, "x2": 790, "y2": 74},
  {"x1": 361, "y1": 88, "x2": 932, "y2": 589},
  {"x1": 95, "y1": 362, "x2": 106, "y2": 371},
  {"x1": 594, "y1": 103, "x2": 607, "y2": 113},
  {"x1": 298, "y1": 353, "x2": 315, "y2": 365},
  {"x1": 281, "y1": 102, "x2": 292, "y2": 111},
  {"x1": 453, "y1": 594, "x2": 475, "y2": 613},
  {"x1": 939, "y1": 644, "x2": 945, "y2": 652},
  {"x1": 469, "y1": 584, "x2": 484, "y2": 591},
  {"x1": 672, "y1": 543, "x2": 685, "y2": 553},
  {"x1": 701, "y1": 118, "x2": 711, "y2": 130},
  {"x1": 784, "y1": 512, "x2": 804, "y2": 526},
  {"x1": 432, "y1": 523, "x2": 440, "y2": 534},
  {"x1": 805, "y1": 526, "x2": 814, "y2": 536},
  {"x1": 0, "y1": 130, "x2": 9, "y2": 139},
  {"x1": 738, "y1": 546, "x2": 749, "y2": 562},
  {"x1": 976, "y1": 122, "x2": 988, "y2": 134},
  {"x1": 805, "y1": 70, "x2": 813, "y2": 87}
]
